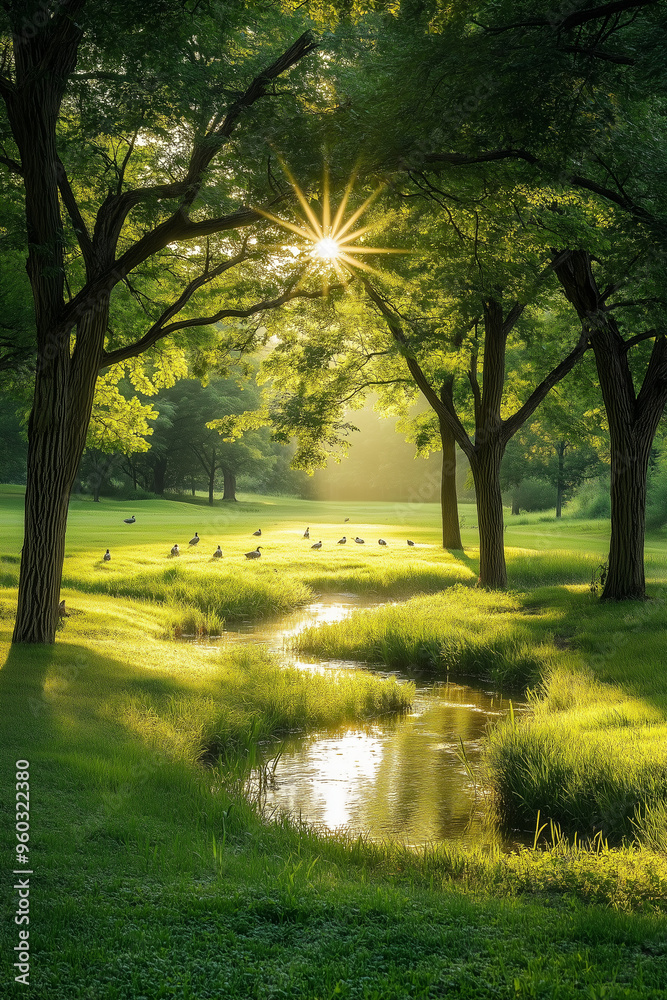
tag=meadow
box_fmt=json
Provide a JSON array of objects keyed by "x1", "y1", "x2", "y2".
[{"x1": 1, "y1": 487, "x2": 667, "y2": 998}]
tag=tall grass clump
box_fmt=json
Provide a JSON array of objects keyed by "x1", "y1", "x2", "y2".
[
  {"x1": 507, "y1": 549, "x2": 600, "y2": 588},
  {"x1": 295, "y1": 587, "x2": 552, "y2": 688},
  {"x1": 161, "y1": 602, "x2": 225, "y2": 638},
  {"x1": 486, "y1": 649, "x2": 667, "y2": 844},
  {"x1": 117, "y1": 646, "x2": 414, "y2": 765},
  {"x1": 302, "y1": 559, "x2": 476, "y2": 598},
  {"x1": 65, "y1": 562, "x2": 313, "y2": 621}
]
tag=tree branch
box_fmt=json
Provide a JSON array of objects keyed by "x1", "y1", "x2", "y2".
[
  {"x1": 0, "y1": 152, "x2": 22, "y2": 174},
  {"x1": 362, "y1": 278, "x2": 474, "y2": 456},
  {"x1": 502, "y1": 328, "x2": 590, "y2": 442},
  {"x1": 92, "y1": 31, "x2": 317, "y2": 258},
  {"x1": 101, "y1": 281, "x2": 349, "y2": 369},
  {"x1": 621, "y1": 328, "x2": 659, "y2": 351},
  {"x1": 475, "y1": 0, "x2": 656, "y2": 35},
  {"x1": 635, "y1": 335, "x2": 667, "y2": 440},
  {"x1": 56, "y1": 156, "x2": 94, "y2": 272}
]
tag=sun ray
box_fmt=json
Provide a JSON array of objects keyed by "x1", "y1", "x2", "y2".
[
  {"x1": 253, "y1": 207, "x2": 316, "y2": 243},
  {"x1": 278, "y1": 159, "x2": 323, "y2": 239},
  {"x1": 322, "y1": 165, "x2": 330, "y2": 235},
  {"x1": 253, "y1": 162, "x2": 405, "y2": 285},
  {"x1": 332, "y1": 188, "x2": 383, "y2": 242},
  {"x1": 330, "y1": 169, "x2": 358, "y2": 236},
  {"x1": 337, "y1": 250, "x2": 381, "y2": 275},
  {"x1": 339, "y1": 246, "x2": 409, "y2": 254}
]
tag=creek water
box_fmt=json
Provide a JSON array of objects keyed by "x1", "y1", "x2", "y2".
[{"x1": 194, "y1": 594, "x2": 526, "y2": 848}]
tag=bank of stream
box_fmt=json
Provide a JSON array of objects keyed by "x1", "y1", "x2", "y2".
[{"x1": 188, "y1": 593, "x2": 527, "y2": 848}]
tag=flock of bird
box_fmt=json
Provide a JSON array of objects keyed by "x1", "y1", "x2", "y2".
[
  {"x1": 303, "y1": 526, "x2": 412, "y2": 548},
  {"x1": 103, "y1": 517, "x2": 416, "y2": 562}
]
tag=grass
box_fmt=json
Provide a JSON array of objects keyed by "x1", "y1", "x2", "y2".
[
  {"x1": 295, "y1": 586, "x2": 553, "y2": 688},
  {"x1": 2, "y1": 491, "x2": 667, "y2": 997},
  {"x1": 293, "y1": 572, "x2": 667, "y2": 847}
]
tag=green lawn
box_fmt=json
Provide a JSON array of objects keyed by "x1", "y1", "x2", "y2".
[{"x1": 2, "y1": 491, "x2": 667, "y2": 999}]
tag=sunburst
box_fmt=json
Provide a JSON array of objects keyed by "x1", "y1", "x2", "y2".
[{"x1": 254, "y1": 163, "x2": 406, "y2": 285}]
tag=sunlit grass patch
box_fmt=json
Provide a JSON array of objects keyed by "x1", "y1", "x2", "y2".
[
  {"x1": 294, "y1": 586, "x2": 554, "y2": 687},
  {"x1": 506, "y1": 548, "x2": 601, "y2": 587},
  {"x1": 487, "y1": 587, "x2": 667, "y2": 844},
  {"x1": 63, "y1": 556, "x2": 313, "y2": 621}
]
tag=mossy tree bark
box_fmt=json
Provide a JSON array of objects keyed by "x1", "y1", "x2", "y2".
[{"x1": 553, "y1": 250, "x2": 667, "y2": 600}]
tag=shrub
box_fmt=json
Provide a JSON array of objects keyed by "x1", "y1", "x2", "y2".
[{"x1": 566, "y1": 478, "x2": 610, "y2": 519}]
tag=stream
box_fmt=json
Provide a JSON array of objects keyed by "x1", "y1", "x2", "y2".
[{"x1": 193, "y1": 594, "x2": 527, "y2": 848}]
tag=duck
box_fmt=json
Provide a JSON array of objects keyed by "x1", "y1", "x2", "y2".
[
  {"x1": 337, "y1": 536, "x2": 346, "y2": 544},
  {"x1": 245, "y1": 546, "x2": 262, "y2": 559},
  {"x1": 171, "y1": 544, "x2": 180, "y2": 556},
  {"x1": 311, "y1": 540, "x2": 322, "y2": 549},
  {"x1": 407, "y1": 539, "x2": 415, "y2": 546},
  {"x1": 103, "y1": 549, "x2": 111, "y2": 561},
  {"x1": 189, "y1": 532, "x2": 199, "y2": 546},
  {"x1": 213, "y1": 545, "x2": 223, "y2": 559},
  {"x1": 378, "y1": 539, "x2": 387, "y2": 546},
  {"x1": 354, "y1": 537, "x2": 365, "y2": 544},
  {"x1": 253, "y1": 528, "x2": 262, "y2": 537},
  {"x1": 303, "y1": 527, "x2": 310, "y2": 538},
  {"x1": 123, "y1": 515, "x2": 136, "y2": 524},
  {"x1": 344, "y1": 518, "x2": 350, "y2": 523}
]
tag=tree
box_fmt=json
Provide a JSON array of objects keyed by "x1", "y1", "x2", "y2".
[
  {"x1": 131, "y1": 375, "x2": 284, "y2": 504},
  {"x1": 387, "y1": 0, "x2": 667, "y2": 597},
  {"x1": 0, "y1": 1, "x2": 338, "y2": 642},
  {"x1": 364, "y1": 280, "x2": 588, "y2": 586}
]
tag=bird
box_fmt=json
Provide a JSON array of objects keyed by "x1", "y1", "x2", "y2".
[
  {"x1": 337, "y1": 536, "x2": 346, "y2": 544},
  {"x1": 245, "y1": 546, "x2": 262, "y2": 559},
  {"x1": 213, "y1": 545, "x2": 222, "y2": 559},
  {"x1": 378, "y1": 539, "x2": 387, "y2": 546},
  {"x1": 355, "y1": 537, "x2": 365, "y2": 544},
  {"x1": 58, "y1": 599, "x2": 69, "y2": 619},
  {"x1": 311, "y1": 540, "x2": 322, "y2": 549},
  {"x1": 189, "y1": 532, "x2": 199, "y2": 546},
  {"x1": 171, "y1": 544, "x2": 180, "y2": 556},
  {"x1": 253, "y1": 528, "x2": 262, "y2": 537},
  {"x1": 303, "y1": 527, "x2": 310, "y2": 538},
  {"x1": 123, "y1": 515, "x2": 136, "y2": 524},
  {"x1": 103, "y1": 549, "x2": 111, "y2": 561},
  {"x1": 344, "y1": 518, "x2": 350, "y2": 523},
  {"x1": 407, "y1": 539, "x2": 415, "y2": 546}
]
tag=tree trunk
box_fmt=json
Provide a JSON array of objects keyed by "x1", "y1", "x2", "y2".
[
  {"x1": 438, "y1": 380, "x2": 462, "y2": 549},
  {"x1": 13, "y1": 307, "x2": 108, "y2": 643},
  {"x1": 152, "y1": 457, "x2": 167, "y2": 495},
  {"x1": 208, "y1": 448, "x2": 216, "y2": 505},
  {"x1": 470, "y1": 439, "x2": 507, "y2": 588},
  {"x1": 511, "y1": 496, "x2": 520, "y2": 516},
  {"x1": 222, "y1": 466, "x2": 237, "y2": 501},
  {"x1": 553, "y1": 250, "x2": 667, "y2": 600},
  {"x1": 605, "y1": 427, "x2": 651, "y2": 599},
  {"x1": 555, "y1": 440, "x2": 566, "y2": 518}
]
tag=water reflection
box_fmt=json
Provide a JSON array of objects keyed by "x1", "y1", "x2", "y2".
[
  {"x1": 261, "y1": 681, "x2": 519, "y2": 848},
  {"x1": 190, "y1": 593, "x2": 526, "y2": 847}
]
